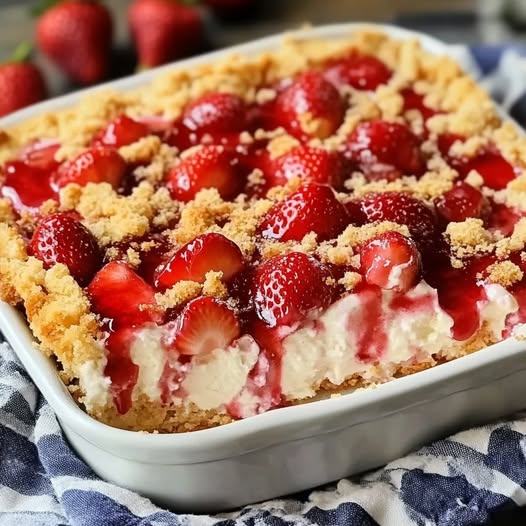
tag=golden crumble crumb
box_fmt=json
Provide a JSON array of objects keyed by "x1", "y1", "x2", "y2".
[
  {"x1": 255, "y1": 87, "x2": 277, "y2": 104},
  {"x1": 254, "y1": 127, "x2": 287, "y2": 141},
  {"x1": 0, "y1": 198, "x2": 16, "y2": 224},
  {"x1": 202, "y1": 271, "x2": 228, "y2": 299},
  {"x1": 485, "y1": 261, "x2": 523, "y2": 287},
  {"x1": 339, "y1": 271, "x2": 362, "y2": 291},
  {"x1": 464, "y1": 170, "x2": 484, "y2": 188},
  {"x1": 155, "y1": 280, "x2": 202, "y2": 309},
  {"x1": 337, "y1": 222, "x2": 411, "y2": 248},
  {"x1": 446, "y1": 218, "x2": 494, "y2": 259},
  {"x1": 118, "y1": 135, "x2": 162, "y2": 165},
  {"x1": 267, "y1": 134, "x2": 300, "y2": 159},
  {"x1": 266, "y1": 177, "x2": 302, "y2": 201},
  {"x1": 325, "y1": 276, "x2": 336, "y2": 286},
  {"x1": 495, "y1": 218, "x2": 526, "y2": 257},
  {"x1": 54, "y1": 144, "x2": 84, "y2": 162},
  {"x1": 449, "y1": 136, "x2": 487, "y2": 158}
]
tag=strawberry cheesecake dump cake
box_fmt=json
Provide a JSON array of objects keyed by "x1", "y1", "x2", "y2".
[{"x1": 1, "y1": 29, "x2": 526, "y2": 432}]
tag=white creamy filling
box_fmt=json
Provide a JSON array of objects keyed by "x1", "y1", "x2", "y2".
[
  {"x1": 101, "y1": 280, "x2": 519, "y2": 414},
  {"x1": 78, "y1": 359, "x2": 111, "y2": 409}
]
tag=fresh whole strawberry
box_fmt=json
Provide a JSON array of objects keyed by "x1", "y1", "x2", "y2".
[
  {"x1": 274, "y1": 71, "x2": 344, "y2": 139},
  {"x1": 0, "y1": 57, "x2": 47, "y2": 117},
  {"x1": 154, "y1": 233, "x2": 245, "y2": 290},
  {"x1": 128, "y1": 0, "x2": 204, "y2": 68},
  {"x1": 91, "y1": 115, "x2": 149, "y2": 148},
  {"x1": 36, "y1": 0, "x2": 113, "y2": 85},
  {"x1": 182, "y1": 92, "x2": 247, "y2": 137},
  {"x1": 87, "y1": 261, "x2": 162, "y2": 327},
  {"x1": 259, "y1": 183, "x2": 349, "y2": 242},
  {"x1": 323, "y1": 53, "x2": 392, "y2": 91},
  {"x1": 253, "y1": 252, "x2": 335, "y2": 327},
  {"x1": 51, "y1": 147, "x2": 127, "y2": 190},
  {"x1": 269, "y1": 145, "x2": 349, "y2": 190},
  {"x1": 163, "y1": 296, "x2": 241, "y2": 355},
  {"x1": 165, "y1": 145, "x2": 244, "y2": 202},
  {"x1": 358, "y1": 191, "x2": 439, "y2": 254},
  {"x1": 360, "y1": 231, "x2": 422, "y2": 293},
  {"x1": 345, "y1": 120, "x2": 425, "y2": 180},
  {"x1": 30, "y1": 212, "x2": 102, "y2": 285}
]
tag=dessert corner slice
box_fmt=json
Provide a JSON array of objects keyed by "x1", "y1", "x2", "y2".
[{"x1": 1, "y1": 28, "x2": 526, "y2": 433}]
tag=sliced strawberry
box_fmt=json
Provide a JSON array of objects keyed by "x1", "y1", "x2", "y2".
[
  {"x1": 1, "y1": 160, "x2": 57, "y2": 213},
  {"x1": 163, "y1": 296, "x2": 241, "y2": 355},
  {"x1": 165, "y1": 145, "x2": 244, "y2": 202},
  {"x1": 434, "y1": 182, "x2": 488, "y2": 223},
  {"x1": 52, "y1": 147, "x2": 127, "y2": 190},
  {"x1": 92, "y1": 115, "x2": 149, "y2": 148},
  {"x1": 260, "y1": 183, "x2": 349, "y2": 242},
  {"x1": 360, "y1": 231, "x2": 421, "y2": 293},
  {"x1": 274, "y1": 71, "x2": 344, "y2": 139},
  {"x1": 19, "y1": 139, "x2": 61, "y2": 172},
  {"x1": 182, "y1": 92, "x2": 246, "y2": 137},
  {"x1": 358, "y1": 191, "x2": 438, "y2": 254},
  {"x1": 87, "y1": 261, "x2": 162, "y2": 327},
  {"x1": 459, "y1": 151, "x2": 517, "y2": 191},
  {"x1": 253, "y1": 252, "x2": 335, "y2": 327},
  {"x1": 323, "y1": 53, "x2": 392, "y2": 91},
  {"x1": 30, "y1": 212, "x2": 102, "y2": 285},
  {"x1": 345, "y1": 120, "x2": 425, "y2": 180},
  {"x1": 269, "y1": 145, "x2": 349, "y2": 189},
  {"x1": 104, "y1": 327, "x2": 139, "y2": 414},
  {"x1": 154, "y1": 233, "x2": 244, "y2": 291}
]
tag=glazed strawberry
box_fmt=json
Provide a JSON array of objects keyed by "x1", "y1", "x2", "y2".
[
  {"x1": 87, "y1": 261, "x2": 162, "y2": 327},
  {"x1": 253, "y1": 252, "x2": 335, "y2": 327},
  {"x1": 274, "y1": 71, "x2": 344, "y2": 139},
  {"x1": 359, "y1": 192, "x2": 438, "y2": 253},
  {"x1": 0, "y1": 60, "x2": 47, "y2": 117},
  {"x1": 104, "y1": 327, "x2": 139, "y2": 414},
  {"x1": 128, "y1": 0, "x2": 203, "y2": 68},
  {"x1": 460, "y1": 151, "x2": 517, "y2": 191},
  {"x1": 182, "y1": 92, "x2": 246, "y2": 137},
  {"x1": 1, "y1": 161, "x2": 57, "y2": 213},
  {"x1": 401, "y1": 88, "x2": 437, "y2": 121},
  {"x1": 92, "y1": 115, "x2": 149, "y2": 148},
  {"x1": 165, "y1": 145, "x2": 243, "y2": 202},
  {"x1": 36, "y1": 0, "x2": 113, "y2": 85},
  {"x1": 345, "y1": 120, "x2": 425, "y2": 180},
  {"x1": 360, "y1": 231, "x2": 422, "y2": 293},
  {"x1": 434, "y1": 182, "x2": 488, "y2": 223},
  {"x1": 269, "y1": 145, "x2": 349, "y2": 189},
  {"x1": 30, "y1": 212, "x2": 102, "y2": 285},
  {"x1": 51, "y1": 147, "x2": 127, "y2": 190},
  {"x1": 19, "y1": 139, "x2": 60, "y2": 172},
  {"x1": 323, "y1": 53, "x2": 392, "y2": 91},
  {"x1": 163, "y1": 296, "x2": 241, "y2": 355},
  {"x1": 154, "y1": 233, "x2": 244, "y2": 291},
  {"x1": 260, "y1": 183, "x2": 349, "y2": 242}
]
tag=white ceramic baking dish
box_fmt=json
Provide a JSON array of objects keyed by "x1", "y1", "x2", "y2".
[{"x1": 1, "y1": 23, "x2": 526, "y2": 513}]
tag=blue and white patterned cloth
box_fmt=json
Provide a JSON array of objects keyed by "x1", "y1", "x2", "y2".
[{"x1": 3, "y1": 44, "x2": 526, "y2": 526}]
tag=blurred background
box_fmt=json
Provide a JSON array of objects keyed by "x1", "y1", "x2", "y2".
[{"x1": 1, "y1": 0, "x2": 526, "y2": 98}]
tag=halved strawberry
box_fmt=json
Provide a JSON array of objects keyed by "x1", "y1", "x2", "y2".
[
  {"x1": 104, "y1": 327, "x2": 139, "y2": 414},
  {"x1": 91, "y1": 115, "x2": 149, "y2": 148},
  {"x1": 434, "y1": 182, "x2": 488, "y2": 223},
  {"x1": 274, "y1": 71, "x2": 344, "y2": 139},
  {"x1": 51, "y1": 147, "x2": 127, "y2": 190},
  {"x1": 19, "y1": 139, "x2": 61, "y2": 172},
  {"x1": 358, "y1": 191, "x2": 438, "y2": 254},
  {"x1": 87, "y1": 261, "x2": 162, "y2": 327},
  {"x1": 323, "y1": 53, "x2": 392, "y2": 91},
  {"x1": 30, "y1": 212, "x2": 102, "y2": 285},
  {"x1": 165, "y1": 145, "x2": 244, "y2": 202},
  {"x1": 344, "y1": 120, "x2": 425, "y2": 180},
  {"x1": 154, "y1": 233, "x2": 244, "y2": 291},
  {"x1": 259, "y1": 183, "x2": 349, "y2": 242},
  {"x1": 1, "y1": 160, "x2": 57, "y2": 213},
  {"x1": 269, "y1": 145, "x2": 349, "y2": 189},
  {"x1": 360, "y1": 231, "x2": 422, "y2": 293},
  {"x1": 182, "y1": 92, "x2": 246, "y2": 137},
  {"x1": 253, "y1": 252, "x2": 335, "y2": 327},
  {"x1": 163, "y1": 296, "x2": 241, "y2": 355}
]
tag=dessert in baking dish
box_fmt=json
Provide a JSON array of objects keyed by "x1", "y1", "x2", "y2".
[{"x1": 1, "y1": 29, "x2": 526, "y2": 433}]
